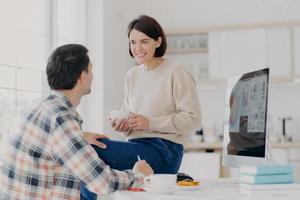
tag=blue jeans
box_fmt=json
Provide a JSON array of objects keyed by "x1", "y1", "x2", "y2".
[{"x1": 80, "y1": 137, "x2": 183, "y2": 200}]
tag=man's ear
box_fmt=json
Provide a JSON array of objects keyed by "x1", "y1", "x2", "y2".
[{"x1": 78, "y1": 71, "x2": 86, "y2": 83}]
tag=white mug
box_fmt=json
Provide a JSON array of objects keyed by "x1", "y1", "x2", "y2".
[
  {"x1": 109, "y1": 110, "x2": 129, "y2": 120},
  {"x1": 144, "y1": 174, "x2": 177, "y2": 189}
]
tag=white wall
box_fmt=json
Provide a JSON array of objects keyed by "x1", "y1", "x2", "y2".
[
  {"x1": 85, "y1": 0, "x2": 300, "y2": 140},
  {"x1": 85, "y1": 0, "x2": 143, "y2": 136},
  {"x1": 83, "y1": 0, "x2": 105, "y2": 132},
  {"x1": 143, "y1": 0, "x2": 300, "y2": 29},
  {"x1": 53, "y1": 0, "x2": 86, "y2": 46}
]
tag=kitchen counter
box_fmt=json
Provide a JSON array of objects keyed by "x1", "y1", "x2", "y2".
[{"x1": 185, "y1": 141, "x2": 300, "y2": 151}]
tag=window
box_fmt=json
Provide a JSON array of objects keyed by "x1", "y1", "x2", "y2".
[{"x1": 0, "y1": 0, "x2": 50, "y2": 142}]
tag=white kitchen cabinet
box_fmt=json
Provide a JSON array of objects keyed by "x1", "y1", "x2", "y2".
[
  {"x1": 271, "y1": 148, "x2": 300, "y2": 181},
  {"x1": 266, "y1": 28, "x2": 292, "y2": 78},
  {"x1": 293, "y1": 26, "x2": 300, "y2": 78},
  {"x1": 209, "y1": 27, "x2": 292, "y2": 80},
  {"x1": 288, "y1": 149, "x2": 300, "y2": 180},
  {"x1": 209, "y1": 28, "x2": 267, "y2": 79},
  {"x1": 271, "y1": 148, "x2": 289, "y2": 164},
  {"x1": 167, "y1": 24, "x2": 299, "y2": 87}
]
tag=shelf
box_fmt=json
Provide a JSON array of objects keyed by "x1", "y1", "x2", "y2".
[
  {"x1": 185, "y1": 142, "x2": 223, "y2": 151},
  {"x1": 167, "y1": 47, "x2": 208, "y2": 54},
  {"x1": 195, "y1": 77, "x2": 300, "y2": 89},
  {"x1": 166, "y1": 31, "x2": 208, "y2": 56},
  {"x1": 271, "y1": 142, "x2": 300, "y2": 148}
]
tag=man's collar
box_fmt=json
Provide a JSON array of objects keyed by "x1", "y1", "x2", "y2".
[
  {"x1": 51, "y1": 90, "x2": 73, "y2": 109},
  {"x1": 50, "y1": 90, "x2": 83, "y2": 125}
]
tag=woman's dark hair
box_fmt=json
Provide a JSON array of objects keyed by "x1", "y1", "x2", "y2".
[
  {"x1": 127, "y1": 15, "x2": 167, "y2": 57},
  {"x1": 46, "y1": 44, "x2": 89, "y2": 90}
]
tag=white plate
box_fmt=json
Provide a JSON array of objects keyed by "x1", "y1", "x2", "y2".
[
  {"x1": 144, "y1": 186, "x2": 178, "y2": 194},
  {"x1": 177, "y1": 185, "x2": 201, "y2": 191}
]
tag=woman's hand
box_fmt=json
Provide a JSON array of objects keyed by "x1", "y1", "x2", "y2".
[
  {"x1": 83, "y1": 131, "x2": 109, "y2": 149},
  {"x1": 128, "y1": 113, "x2": 149, "y2": 131},
  {"x1": 110, "y1": 117, "x2": 130, "y2": 132}
]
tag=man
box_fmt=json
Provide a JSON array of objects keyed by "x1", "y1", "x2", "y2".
[{"x1": 0, "y1": 44, "x2": 153, "y2": 199}]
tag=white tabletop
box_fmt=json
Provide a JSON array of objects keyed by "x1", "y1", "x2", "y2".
[{"x1": 105, "y1": 179, "x2": 298, "y2": 200}]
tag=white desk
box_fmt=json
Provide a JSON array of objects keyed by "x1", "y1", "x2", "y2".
[
  {"x1": 106, "y1": 179, "x2": 298, "y2": 200},
  {"x1": 185, "y1": 141, "x2": 300, "y2": 151}
]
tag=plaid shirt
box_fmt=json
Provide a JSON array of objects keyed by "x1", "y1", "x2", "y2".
[{"x1": 0, "y1": 91, "x2": 142, "y2": 199}]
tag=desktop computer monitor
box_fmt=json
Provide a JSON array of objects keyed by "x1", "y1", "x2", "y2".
[{"x1": 222, "y1": 68, "x2": 271, "y2": 167}]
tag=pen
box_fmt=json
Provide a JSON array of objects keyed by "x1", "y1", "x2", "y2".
[{"x1": 137, "y1": 155, "x2": 141, "y2": 161}]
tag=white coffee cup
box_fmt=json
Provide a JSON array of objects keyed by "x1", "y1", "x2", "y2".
[
  {"x1": 144, "y1": 174, "x2": 177, "y2": 189},
  {"x1": 109, "y1": 110, "x2": 129, "y2": 120}
]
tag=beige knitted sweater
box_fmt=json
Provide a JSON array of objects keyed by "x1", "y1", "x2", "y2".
[{"x1": 121, "y1": 59, "x2": 201, "y2": 145}]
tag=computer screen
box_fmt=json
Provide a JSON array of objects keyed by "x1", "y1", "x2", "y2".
[{"x1": 222, "y1": 68, "x2": 271, "y2": 167}]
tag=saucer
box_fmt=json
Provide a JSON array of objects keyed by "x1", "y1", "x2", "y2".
[
  {"x1": 177, "y1": 185, "x2": 201, "y2": 191},
  {"x1": 144, "y1": 186, "x2": 178, "y2": 194}
]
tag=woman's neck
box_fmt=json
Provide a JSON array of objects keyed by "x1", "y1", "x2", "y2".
[{"x1": 144, "y1": 57, "x2": 164, "y2": 71}]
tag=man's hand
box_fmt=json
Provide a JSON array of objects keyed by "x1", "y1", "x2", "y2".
[
  {"x1": 133, "y1": 160, "x2": 154, "y2": 176},
  {"x1": 83, "y1": 131, "x2": 109, "y2": 149},
  {"x1": 128, "y1": 113, "x2": 149, "y2": 131}
]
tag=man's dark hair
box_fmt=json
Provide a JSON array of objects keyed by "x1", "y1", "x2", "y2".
[
  {"x1": 46, "y1": 44, "x2": 89, "y2": 90},
  {"x1": 127, "y1": 15, "x2": 167, "y2": 58}
]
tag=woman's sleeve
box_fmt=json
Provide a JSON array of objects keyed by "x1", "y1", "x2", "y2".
[{"x1": 148, "y1": 67, "x2": 202, "y2": 134}]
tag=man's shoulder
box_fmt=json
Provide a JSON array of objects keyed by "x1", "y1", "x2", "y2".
[
  {"x1": 42, "y1": 94, "x2": 69, "y2": 112},
  {"x1": 23, "y1": 95, "x2": 72, "y2": 120}
]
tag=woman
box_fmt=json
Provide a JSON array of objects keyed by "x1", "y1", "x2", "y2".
[{"x1": 81, "y1": 15, "x2": 201, "y2": 199}]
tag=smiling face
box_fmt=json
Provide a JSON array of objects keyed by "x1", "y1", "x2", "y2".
[{"x1": 129, "y1": 29, "x2": 161, "y2": 65}]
